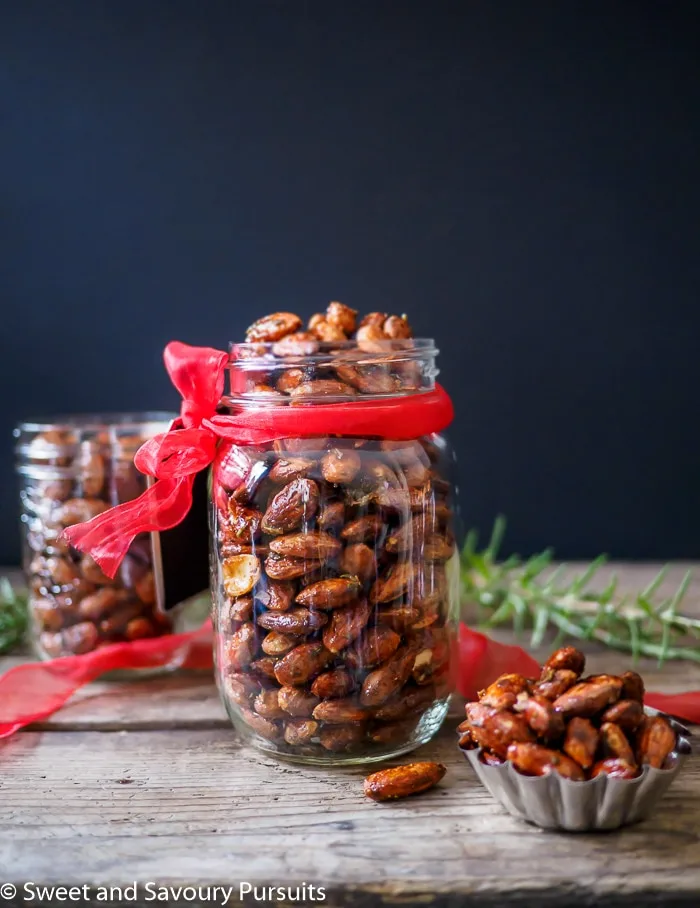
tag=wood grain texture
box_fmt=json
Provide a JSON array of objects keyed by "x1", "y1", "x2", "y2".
[
  {"x1": 0, "y1": 564, "x2": 699, "y2": 906},
  {"x1": 0, "y1": 726, "x2": 699, "y2": 904}
]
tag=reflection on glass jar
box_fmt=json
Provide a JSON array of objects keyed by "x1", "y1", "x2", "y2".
[
  {"x1": 14, "y1": 413, "x2": 178, "y2": 660},
  {"x1": 211, "y1": 339, "x2": 459, "y2": 764}
]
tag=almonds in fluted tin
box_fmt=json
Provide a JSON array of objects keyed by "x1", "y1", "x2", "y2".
[
  {"x1": 533, "y1": 669, "x2": 579, "y2": 701},
  {"x1": 295, "y1": 577, "x2": 361, "y2": 610},
  {"x1": 479, "y1": 673, "x2": 531, "y2": 711},
  {"x1": 599, "y1": 722, "x2": 636, "y2": 766},
  {"x1": 506, "y1": 743, "x2": 585, "y2": 781},
  {"x1": 562, "y1": 717, "x2": 599, "y2": 770},
  {"x1": 621, "y1": 670, "x2": 645, "y2": 703},
  {"x1": 552, "y1": 675, "x2": 623, "y2": 718},
  {"x1": 542, "y1": 646, "x2": 586, "y2": 677},
  {"x1": 637, "y1": 715, "x2": 677, "y2": 769},
  {"x1": 363, "y1": 762, "x2": 446, "y2": 802},
  {"x1": 600, "y1": 699, "x2": 644, "y2": 734},
  {"x1": 262, "y1": 478, "x2": 320, "y2": 535},
  {"x1": 222, "y1": 554, "x2": 261, "y2": 598},
  {"x1": 590, "y1": 758, "x2": 639, "y2": 779}
]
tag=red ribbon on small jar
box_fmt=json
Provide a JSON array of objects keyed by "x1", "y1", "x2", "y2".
[{"x1": 63, "y1": 341, "x2": 455, "y2": 577}]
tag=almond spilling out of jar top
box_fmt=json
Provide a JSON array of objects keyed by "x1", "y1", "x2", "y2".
[
  {"x1": 216, "y1": 304, "x2": 457, "y2": 758},
  {"x1": 458, "y1": 646, "x2": 679, "y2": 781}
]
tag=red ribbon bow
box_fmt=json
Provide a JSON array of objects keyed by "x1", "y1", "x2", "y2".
[{"x1": 64, "y1": 341, "x2": 455, "y2": 577}]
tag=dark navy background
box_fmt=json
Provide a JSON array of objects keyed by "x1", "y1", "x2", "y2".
[{"x1": 1, "y1": 1, "x2": 699, "y2": 564}]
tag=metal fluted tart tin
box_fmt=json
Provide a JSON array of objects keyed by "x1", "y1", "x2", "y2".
[{"x1": 458, "y1": 709, "x2": 692, "y2": 832}]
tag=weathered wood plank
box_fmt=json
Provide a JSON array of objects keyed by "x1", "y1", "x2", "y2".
[{"x1": 0, "y1": 725, "x2": 698, "y2": 907}]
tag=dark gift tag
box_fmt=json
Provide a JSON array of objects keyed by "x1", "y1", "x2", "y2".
[{"x1": 150, "y1": 470, "x2": 210, "y2": 611}]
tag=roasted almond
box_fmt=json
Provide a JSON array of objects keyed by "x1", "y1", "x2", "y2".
[
  {"x1": 363, "y1": 762, "x2": 446, "y2": 802},
  {"x1": 273, "y1": 642, "x2": 333, "y2": 686},
  {"x1": 312, "y1": 698, "x2": 370, "y2": 724},
  {"x1": 278, "y1": 686, "x2": 320, "y2": 717},
  {"x1": 257, "y1": 607, "x2": 328, "y2": 635},
  {"x1": 310, "y1": 668, "x2": 355, "y2": 700},
  {"x1": 261, "y1": 631, "x2": 297, "y2": 656},
  {"x1": 269, "y1": 531, "x2": 342, "y2": 560},
  {"x1": 256, "y1": 579, "x2": 295, "y2": 612},
  {"x1": 321, "y1": 448, "x2": 362, "y2": 484},
  {"x1": 224, "y1": 622, "x2": 258, "y2": 671},
  {"x1": 340, "y1": 514, "x2": 384, "y2": 544},
  {"x1": 246, "y1": 311, "x2": 302, "y2": 342},
  {"x1": 284, "y1": 718, "x2": 319, "y2": 745},
  {"x1": 296, "y1": 577, "x2": 362, "y2": 610},
  {"x1": 222, "y1": 555, "x2": 261, "y2": 598},
  {"x1": 261, "y1": 478, "x2": 320, "y2": 535},
  {"x1": 322, "y1": 599, "x2": 371, "y2": 653},
  {"x1": 264, "y1": 554, "x2": 324, "y2": 580}
]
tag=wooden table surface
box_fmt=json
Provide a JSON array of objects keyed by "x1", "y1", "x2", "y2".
[{"x1": 1, "y1": 564, "x2": 699, "y2": 907}]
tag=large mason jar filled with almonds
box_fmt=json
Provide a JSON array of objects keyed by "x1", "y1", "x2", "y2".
[{"x1": 212, "y1": 303, "x2": 459, "y2": 763}]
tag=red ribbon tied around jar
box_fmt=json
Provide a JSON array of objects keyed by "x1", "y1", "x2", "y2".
[{"x1": 63, "y1": 341, "x2": 455, "y2": 577}]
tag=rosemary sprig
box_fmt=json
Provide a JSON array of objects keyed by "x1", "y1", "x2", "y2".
[
  {"x1": 461, "y1": 516, "x2": 699, "y2": 665},
  {"x1": 0, "y1": 577, "x2": 28, "y2": 654}
]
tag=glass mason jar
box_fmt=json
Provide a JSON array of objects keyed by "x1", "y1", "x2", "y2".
[
  {"x1": 211, "y1": 339, "x2": 459, "y2": 764},
  {"x1": 15, "y1": 413, "x2": 181, "y2": 660}
]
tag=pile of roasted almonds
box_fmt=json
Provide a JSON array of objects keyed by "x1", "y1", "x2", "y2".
[
  {"x1": 235, "y1": 302, "x2": 424, "y2": 398},
  {"x1": 459, "y1": 646, "x2": 678, "y2": 780}
]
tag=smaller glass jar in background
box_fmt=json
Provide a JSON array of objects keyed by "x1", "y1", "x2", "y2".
[{"x1": 15, "y1": 413, "x2": 181, "y2": 660}]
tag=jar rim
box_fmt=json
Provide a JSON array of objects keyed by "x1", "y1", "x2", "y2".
[{"x1": 229, "y1": 337, "x2": 438, "y2": 368}]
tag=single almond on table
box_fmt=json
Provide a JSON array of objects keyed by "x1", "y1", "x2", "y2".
[{"x1": 363, "y1": 762, "x2": 447, "y2": 801}]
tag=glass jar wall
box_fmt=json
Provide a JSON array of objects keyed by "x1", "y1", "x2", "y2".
[
  {"x1": 211, "y1": 340, "x2": 459, "y2": 764},
  {"x1": 15, "y1": 413, "x2": 178, "y2": 659}
]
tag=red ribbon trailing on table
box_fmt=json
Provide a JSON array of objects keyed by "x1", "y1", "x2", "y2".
[
  {"x1": 63, "y1": 341, "x2": 455, "y2": 578},
  {"x1": 1, "y1": 623, "x2": 699, "y2": 738}
]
